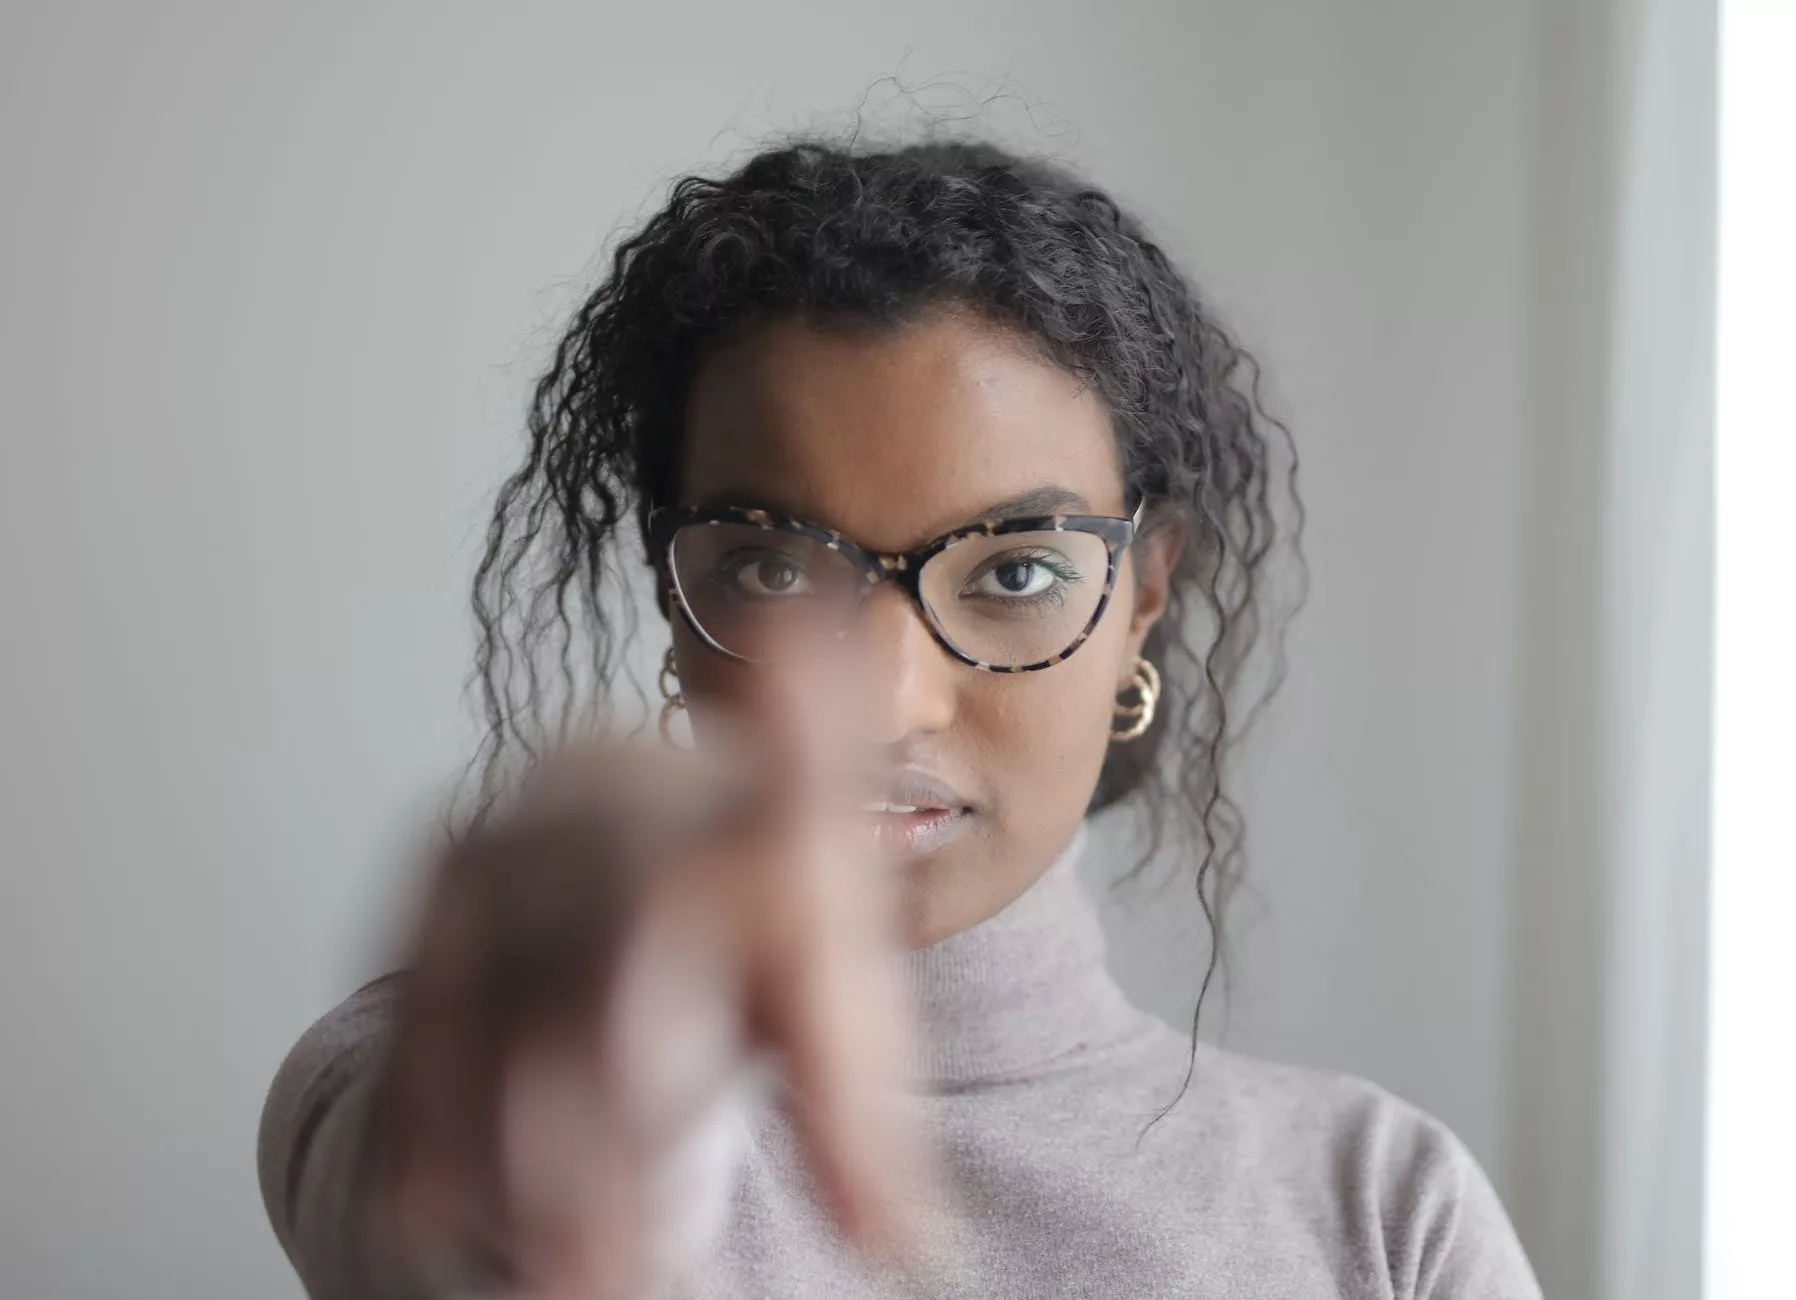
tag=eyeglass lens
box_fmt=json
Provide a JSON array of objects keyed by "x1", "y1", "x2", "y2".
[{"x1": 668, "y1": 523, "x2": 1112, "y2": 667}]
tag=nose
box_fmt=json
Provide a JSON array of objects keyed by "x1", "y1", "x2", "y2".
[{"x1": 854, "y1": 584, "x2": 958, "y2": 745}]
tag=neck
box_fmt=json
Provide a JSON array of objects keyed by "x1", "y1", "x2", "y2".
[{"x1": 898, "y1": 824, "x2": 1140, "y2": 1085}]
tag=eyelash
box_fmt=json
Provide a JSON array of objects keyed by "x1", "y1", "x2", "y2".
[
  {"x1": 963, "y1": 549, "x2": 1084, "y2": 606},
  {"x1": 713, "y1": 551, "x2": 811, "y2": 596}
]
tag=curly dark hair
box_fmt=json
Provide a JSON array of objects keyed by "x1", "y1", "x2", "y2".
[{"x1": 468, "y1": 134, "x2": 1304, "y2": 1054}]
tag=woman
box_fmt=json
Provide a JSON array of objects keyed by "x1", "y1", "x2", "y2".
[{"x1": 259, "y1": 137, "x2": 1541, "y2": 1299}]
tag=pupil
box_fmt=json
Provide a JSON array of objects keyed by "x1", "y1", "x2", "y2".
[
  {"x1": 995, "y1": 560, "x2": 1034, "y2": 592},
  {"x1": 759, "y1": 561, "x2": 796, "y2": 591}
]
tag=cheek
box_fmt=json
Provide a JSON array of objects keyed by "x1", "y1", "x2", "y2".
[
  {"x1": 669, "y1": 620, "x2": 757, "y2": 718},
  {"x1": 965, "y1": 656, "x2": 1121, "y2": 815},
  {"x1": 964, "y1": 587, "x2": 1140, "y2": 812}
]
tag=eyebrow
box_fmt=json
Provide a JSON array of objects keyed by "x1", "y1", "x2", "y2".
[
  {"x1": 690, "y1": 484, "x2": 1098, "y2": 531},
  {"x1": 974, "y1": 485, "x2": 1093, "y2": 522}
]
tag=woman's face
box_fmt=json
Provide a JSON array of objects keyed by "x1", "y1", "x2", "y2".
[{"x1": 672, "y1": 309, "x2": 1176, "y2": 947}]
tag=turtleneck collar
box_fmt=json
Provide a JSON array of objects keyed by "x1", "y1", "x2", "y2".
[{"x1": 898, "y1": 824, "x2": 1142, "y2": 1087}]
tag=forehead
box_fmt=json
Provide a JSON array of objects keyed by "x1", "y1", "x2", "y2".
[{"x1": 679, "y1": 310, "x2": 1125, "y2": 548}]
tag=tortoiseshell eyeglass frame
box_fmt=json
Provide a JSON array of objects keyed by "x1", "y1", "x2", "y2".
[{"x1": 646, "y1": 499, "x2": 1143, "y2": 673}]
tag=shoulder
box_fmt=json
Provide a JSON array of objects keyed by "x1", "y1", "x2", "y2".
[
  {"x1": 256, "y1": 975, "x2": 403, "y2": 1253},
  {"x1": 1188, "y1": 1043, "x2": 1463, "y2": 1170},
  {"x1": 1184, "y1": 1044, "x2": 1543, "y2": 1299},
  {"x1": 261, "y1": 974, "x2": 404, "y2": 1142}
]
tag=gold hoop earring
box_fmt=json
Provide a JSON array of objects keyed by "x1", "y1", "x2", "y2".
[
  {"x1": 658, "y1": 647, "x2": 687, "y2": 744},
  {"x1": 1110, "y1": 657, "x2": 1161, "y2": 741}
]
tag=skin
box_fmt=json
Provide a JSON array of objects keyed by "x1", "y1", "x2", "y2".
[{"x1": 673, "y1": 306, "x2": 1180, "y2": 948}]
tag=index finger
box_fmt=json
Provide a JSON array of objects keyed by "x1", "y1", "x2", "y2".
[{"x1": 724, "y1": 623, "x2": 872, "y2": 837}]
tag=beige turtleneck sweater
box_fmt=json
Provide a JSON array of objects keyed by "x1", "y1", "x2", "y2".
[{"x1": 258, "y1": 828, "x2": 1542, "y2": 1298}]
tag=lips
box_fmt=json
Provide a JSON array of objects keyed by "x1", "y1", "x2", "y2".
[
  {"x1": 858, "y1": 770, "x2": 972, "y2": 860},
  {"x1": 860, "y1": 772, "x2": 958, "y2": 811}
]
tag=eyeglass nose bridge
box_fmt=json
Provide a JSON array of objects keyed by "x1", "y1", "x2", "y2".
[
  {"x1": 853, "y1": 546, "x2": 942, "y2": 627},
  {"x1": 851, "y1": 529, "x2": 1126, "y2": 674},
  {"x1": 817, "y1": 542, "x2": 984, "y2": 669}
]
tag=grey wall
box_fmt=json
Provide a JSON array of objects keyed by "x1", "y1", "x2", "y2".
[{"x1": 1, "y1": 4, "x2": 1544, "y2": 1297}]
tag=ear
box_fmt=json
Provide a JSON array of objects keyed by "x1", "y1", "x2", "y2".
[{"x1": 1121, "y1": 519, "x2": 1184, "y2": 679}]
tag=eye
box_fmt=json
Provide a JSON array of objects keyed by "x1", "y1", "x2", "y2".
[
  {"x1": 965, "y1": 550, "x2": 1080, "y2": 599},
  {"x1": 721, "y1": 551, "x2": 815, "y2": 598}
]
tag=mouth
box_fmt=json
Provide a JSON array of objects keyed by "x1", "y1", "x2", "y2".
[{"x1": 858, "y1": 771, "x2": 972, "y2": 861}]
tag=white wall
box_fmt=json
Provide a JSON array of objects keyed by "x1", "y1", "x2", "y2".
[{"x1": 1, "y1": 4, "x2": 1548, "y2": 1297}]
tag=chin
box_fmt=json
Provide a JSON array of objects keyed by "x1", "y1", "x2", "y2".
[{"x1": 895, "y1": 833, "x2": 1039, "y2": 949}]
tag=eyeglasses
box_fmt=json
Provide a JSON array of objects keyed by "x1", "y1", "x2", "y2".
[{"x1": 647, "y1": 502, "x2": 1140, "y2": 673}]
